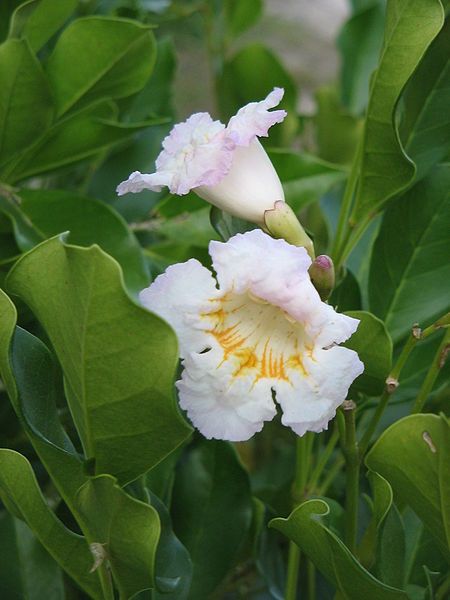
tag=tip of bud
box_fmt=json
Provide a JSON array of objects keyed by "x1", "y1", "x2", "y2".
[
  {"x1": 309, "y1": 255, "x2": 335, "y2": 301},
  {"x1": 264, "y1": 201, "x2": 315, "y2": 259},
  {"x1": 314, "y1": 255, "x2": 333, "y2": 270}
]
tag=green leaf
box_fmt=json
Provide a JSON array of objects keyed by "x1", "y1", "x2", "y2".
[
  {"x1": 399, "y1": 17, "x2": 450, "y2": 181},
  {"x1": 0, "y1": 39, "x2": 53, "y2": 168},
  {"x1": 172, "y1": 440, "x2": 252, "y2": 599},
  {"x1": 76, "y1": 475, "x2": 160, "y2": 598},
  {"x1": 329, "y1": 268, "x2": 362, "y2": 312},
  {"x1": 210, "y1": 206, "x2": 256, "y2": 242},
  {"x1": 269, "y1": 150, "x2": 346, "y2": 212},
  {"x1": 0, "y1": 449, "x2": 102, "y2": 598},
  {"x1": 46, "y1": 16, "x2": 156, "y2": 116},
  {"x1": 224, "y1": 0, "x2": 262, "y2": 38},
  {"x1": 344, "y1": 310, "x2": 392, "y2": 396},
  {"x1": 6, "y1": 235, "x2": 192, "y2": 484},
  {"x1": 351, "y1": 0, "x2": 444, "y2": 221},
  {"x1": 271, "y1": 499, "x2": 408, "y2": 599},
  {"x1": 217, "y1": 43, "x2": 298, "y2": 146},
  {"x1": 149, "y1": 491, "x2": 192, "y2": 599},
  {"x1": 18, "y1": 189, "x2": 149, "y2": 295},
  {"x1": 4, "y1": 100, "x2": 162, "y2": 183},
  {"x1": 0, "y1": 512, "x2": 65, "y2": 600},
  {"x1": 314, "y1": 86, "x2": 361, "y2": 165},
  {"x1": 8, "y1": 0, "x2": 76, "y2": 52},
  {"x1": 366, "y1": 413, "x2": 450, "y2": 561},
  {"x1": 338, "y1": 2, "x2": 385, "y2": 115},
  {"x1": 0, "y1": 288, "x2": 87, "y2": 503},
  {"x1": 368, "y1": 165, "x2": 450, "y2": 343}
]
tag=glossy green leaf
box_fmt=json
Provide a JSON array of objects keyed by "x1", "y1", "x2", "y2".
[
  {"x1": 172, "y1": 440, "x2": 252, "y2": 599},
  {"x1": 359, "y1": 471, "x2": 393, "y2": 570},
  {"x1": 76, "y1": 475, "x2": 160, "y2": 598},
  {"x1": 218, "y1": 43, "x2": 298, "y2": 146},
  {"x1": 269, "y1": 150, "x2": 346, "y2": 211},
  {"x1": 17, "y1": 189, "x2": 149, "y2": 294},
  {"x1": 46, "y1": 16, "x2": 156, "y2": 116},
  {"x1": 6, "y1": 235, "x2": 192, "y2": 484},
  {"x1": 366, "y1": 413, "x2": 450, "y2": 561},
  {"x1": 0, "y1": 1, "x2": 21, "y2": 40},
  {"x1": 0, "y1": 39, "x2": 53, "y2": 168},
  {"x1": 271, "y1": 499, "x2": 408, "y2": 599},
  {"x1": 351, "y1": 0, "x2": 444, "y2": 221},
  {"x1": 344, "y1": 310, "x2": 392, "y2": 396},
  {"x1": 5, "y1": 100, "x2": 162, "y2": 183},
  {"x1": 338, "y1": 2, "x2": 385, "y2": 115},
  {"x1": 0, "y1": 449, "x2": 102, "y2": 598},
  {"x1": 399, "y1": 17, "x2": 450, "y2": 181},
  {"x1": 0, "y1": 512, "x2": 65, "y2": 600},
  {"x1": 368, "y1": 165, "x2": 450, "y2": 343},
  {"x1": 149, "y1": 492, "x2": 192, "y2": 599},
  {"x1": 8, "y1": 0, "x2": 76, "y2": 52},
  {"x1": 0, "y1": 288, "x2": 87, "y2": 503},
  {"x1": 224, "y1": 0, "x2": 262, "y2": 38}
]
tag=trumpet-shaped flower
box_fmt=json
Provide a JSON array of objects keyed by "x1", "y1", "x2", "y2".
[
  {"x1": 140, "y1": 230, "x2": 364, "y2": 441},
  {"x1": 117, "y1": 88, "x2": 287, "y2": 224}
]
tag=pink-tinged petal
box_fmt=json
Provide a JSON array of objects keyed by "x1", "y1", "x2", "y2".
[
  {"x1": 210, "y1": 228, "x2": 312, "y2": 305},
  {"x1": 156, "y1": 113, "x2": 235, "y2": 195},
  {"x1": 139, "y1": 259, "x2": 220, "y2": 358},
  {"x1": 116, "y1": 170, "x2": 172, "y2": 195},
  {"x1": 177, "y1": 366, "x2": 276, "y2": 441},
  {"x1": 227, "y1": 87, "x2": 287, "y2": 146},
  {"x1": 276, "y1": 346, "x2": 364, "y2": 436}
]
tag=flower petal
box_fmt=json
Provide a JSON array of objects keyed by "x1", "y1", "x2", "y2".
[
  {"x1": 116, "y1": 170, "x2": 172, "y2": 195},
  {"x1": 156, "y1": 112, "x2": 235, "y2": 195},
  {"x1": 194, "y1": 140, "x2": 284, "y2": 224},
  {"x1": 177, "y1": 357, "x2": 277, "y2": 441},
  {"x1": 139, "y1": 259, "x2": 220, "y2": 358},
  {"x1": 227, "y1": 87, "x2": 287, "y2": 146},
  {"x1": 210, "y1": 228, "x2": 312, "y2": 305},
  {"x1": 276, "y1": 346, "x2": 364, "y2": 436}
]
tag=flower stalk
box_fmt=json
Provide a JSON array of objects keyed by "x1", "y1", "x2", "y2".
[
  {"x1": 411, "y1": 327, "x2": 450, "y2": 413},
  {"x1": 285, "y1": 433, "x2": 313, "y2": 600},
  {"x1": 340, "y1": 400, "x2": 359, "y2": 554},
  {"x1": 359, "y1": 317, "x2": 449, "y2": 455}
]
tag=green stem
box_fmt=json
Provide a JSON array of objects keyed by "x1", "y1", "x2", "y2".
[
  {"x1": 285, "y1": 434, "x2": 312, "y2": 600},
  {"x1": 341, "y1": 401, "x2": 359, "y2": 554},
  {"x1": 317, "y1": 457, "x2": 344, "y2": 496},
  {"x1": 331, "y1": 138, "x2": 362, "y2": 265},
  {"x1": 308, "y1": 424, "x2": 339, "y2": 493},
  {"x1": 411, "y1": 328, "x2": 450, "y2": 413},
  {"x1": 307, "y1": 559, "x2": 316, "y2": 600},
  {"x1": 98, "y1": 564, "x2": 115, "y2": 600},
  {"x1": 359, "y1": 322, "x2": 441, "y2": 456}
]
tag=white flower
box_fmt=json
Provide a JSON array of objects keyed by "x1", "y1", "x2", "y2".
[
  {"x1": 140, "y1": 230, "x2": 364, "y2": 441},
  {"x1": 117, "y1": 88, "x2": 287, "y2": 225}
]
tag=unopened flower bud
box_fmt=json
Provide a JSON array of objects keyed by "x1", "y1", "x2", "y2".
[
  {"x1": 264, "y1": 201, "x2": 315, "y2": 259},
  {"x1": 309, "y1": 255, "x2": 335, "y2": 300}
]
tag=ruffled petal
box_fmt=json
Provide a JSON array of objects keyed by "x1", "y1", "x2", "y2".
[
  {"x1": 139, "y1": 259, "x2": 220, "y2": 358},
  {"x1": 177, "y1": 356, "x2": 277, "y2": 441},
  {"x1": 210, "y1": 228, "x2": 312, "y2": 305},
  {"x1": 276, "y1": 346, "x2": 364, "y2": 436},
  {"x1": 116, "y1": 170, "x2": 172, "y2": 195},
  {"x1": 156, "y1": 113, "x2": 235, "y2": 195},
  {"x1": 227, "y1": 87, "x2": 287, "y2": 146}
]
